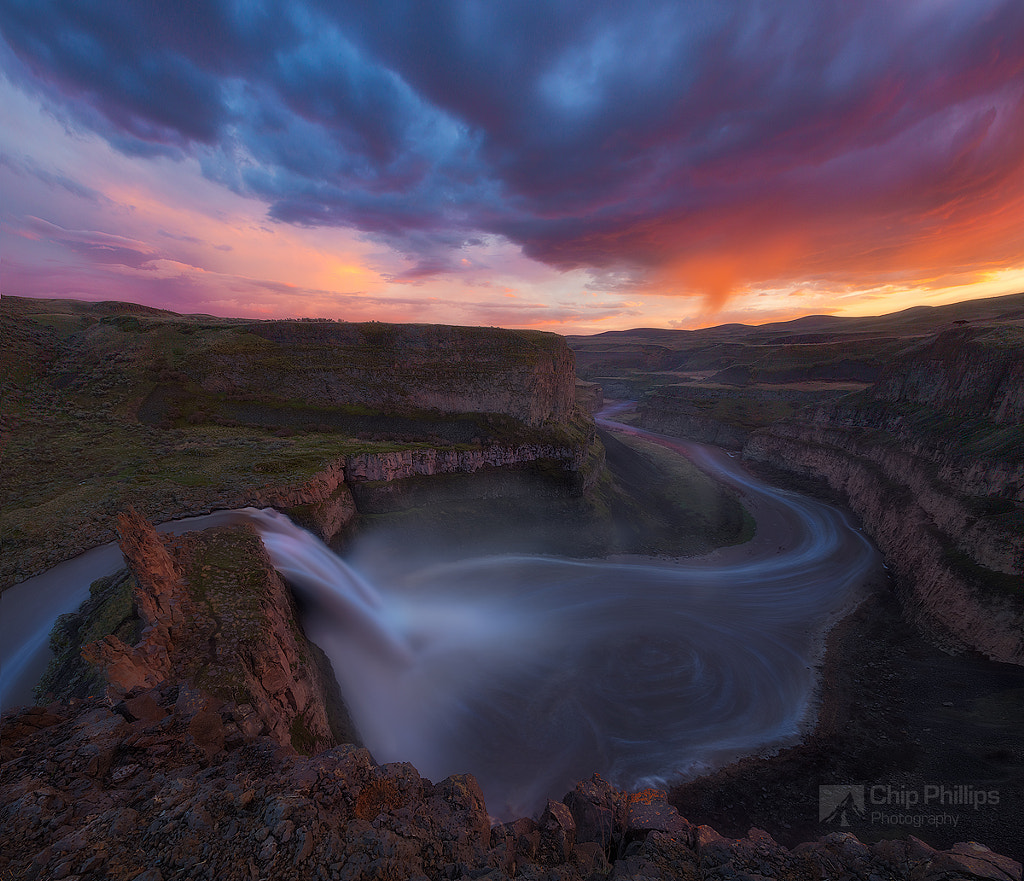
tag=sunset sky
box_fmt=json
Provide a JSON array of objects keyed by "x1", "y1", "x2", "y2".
[{"x1": 2, "y1": 1, "x2": 1022, "y2": 333}]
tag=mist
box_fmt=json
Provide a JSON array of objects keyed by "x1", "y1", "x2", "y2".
[{"x1": 251, "y1": 431, "x2": 880, "y2": 819}]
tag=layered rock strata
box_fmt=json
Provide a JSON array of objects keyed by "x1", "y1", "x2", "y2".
[
  {"x1": 638, "y1": 384, "x2": 853, "y2": 450},
  {"x1": 189, "y1": 320, "x2": 577, "y2": 428},
  {"x1": 745, "y1": 325, "x2": 1024, "y2": 664},
  {"x1": 76, "y1": 511, "x2": 348, "y2": 753},
  {"x1": 3, "y1": 438, "x2": 593, "y2": 588}
]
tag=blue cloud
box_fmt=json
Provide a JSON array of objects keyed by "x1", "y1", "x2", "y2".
[{"x1": 2, "y1": 0, "x2": 1022, "y2": 282}]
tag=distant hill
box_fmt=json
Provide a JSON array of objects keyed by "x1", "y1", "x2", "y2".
[{"x1": 567, "y1": 291, "x2": 1024, "y2": 383}]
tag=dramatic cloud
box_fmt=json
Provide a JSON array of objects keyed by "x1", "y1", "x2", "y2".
[{"x1": 1, "y1": 0, "x2": 1022, "y2": 324}]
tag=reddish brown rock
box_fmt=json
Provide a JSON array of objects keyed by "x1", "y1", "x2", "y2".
[
  {"x1": 80, "y1": 509, "x2": 189, "y2": 695},
  {"x1": 78, "y1": 516, "x2": 346, "y2": 756},
  {"x1": 1, "y1": 692, "x2": 1020, "y2": 881},
  {"x1": 188, "y1": 705, "x2": 226, "y2": 762},
  {"x1": 540, "y1": 798, "x2": 577, "y2": 863},
  {"x1": 122, "y1": 691, "x2": 168, "y2": 724},
  {"x1": 116, "y1": 506, "x2": 186, "y2": 628},
  {"x1": 918, "y1": 841, "x2": 1022, "y2": 881},
  {"x1": 623, "y1": 788, "x2": 695, "y2": 846},
  {"x1": 564, "y1": 773, "x2": 623, "y2": 852}
]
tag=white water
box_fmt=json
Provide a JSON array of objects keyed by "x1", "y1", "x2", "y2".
[{"x1": 0, "y1": 425, "x2": 881, "y2": 819}]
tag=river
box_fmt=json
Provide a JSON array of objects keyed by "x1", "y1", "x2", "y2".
[{"x1": 0, "y1": 413, "x2": 882, "y2": 818}]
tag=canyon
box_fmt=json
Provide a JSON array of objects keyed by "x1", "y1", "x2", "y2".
[
  {"x1": 572, "y1": 294, "x2": 1024, "y2": 666},
  {"x1": 3, "y1": 509, "x2": 1018, "y2": 880},
  {"x1": 743, "y1": 324, "x2": 1024, "y2": 666},
  {"x1": 2, "y1": 294, "x2": 1023, "y2": 878}
]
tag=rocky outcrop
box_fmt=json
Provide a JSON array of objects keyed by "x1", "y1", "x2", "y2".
[
  {"x1": 745, "y1": 325, "x2": 1024, "y2": 664},
  {"x1": 342, "y1": 442, "x2": 588, "y2": 483},
  {"x1": 2, "y1": 435, "x2": 593, "y2": 588},
  {"x1": 81, "y1": 509, "x2": 188, "y2": 693},
  {"x1": 1, "y1": 696, "x2": 1020, "y2": 881},
  {"x1": 574, "y1": 379, "x2": 604, "y2": 415},
  {"x1": 195, "y1": 321, "x2": 577, "y2": 428},
  {"x1": 266, "y1": 440, "x2": 594, "y2": 543},
  {"x1": 80, "y1": 514, "x2": 349, "y2": 754}
]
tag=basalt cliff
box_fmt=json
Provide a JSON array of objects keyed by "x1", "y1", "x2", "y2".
[
  {"x1": 570, "y1": 296, "x2": 1024, "y2": 666},
  {"x1": 745, "y1": 324, "x2": 1024, "y2": 665},
  {"x1": 4, "y1": 511, "x2": 1019, "y2": 881},
  {"x1": 0, "y1": 296, "x2": 593, "y2": 588}
]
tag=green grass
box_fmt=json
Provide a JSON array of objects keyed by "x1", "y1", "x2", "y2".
[
  {"x1": 34, "y1": 570, "x2": 140, "y2": 701},
  {"x1": 611, "y1": 433, "x2": 756, "y2": 549}
]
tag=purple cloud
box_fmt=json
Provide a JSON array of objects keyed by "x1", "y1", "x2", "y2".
[{"x1": 2, "y1": 0, "x2": 1022, "y2": 304}]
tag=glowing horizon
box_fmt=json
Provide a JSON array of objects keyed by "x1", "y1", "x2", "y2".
[{"x1": 2, "y1": 3, "x2": 1022, "y2": 335}]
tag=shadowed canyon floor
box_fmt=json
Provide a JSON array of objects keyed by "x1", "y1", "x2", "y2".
[
  {"x1": 3, "y1": 426, "x2": 879, "y2": 819},
  {"x1": 3, "y1": 295, "x2": 1023, "y2": 877}
]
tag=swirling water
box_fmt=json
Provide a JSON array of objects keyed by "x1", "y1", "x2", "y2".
[
  {"x1": 250, "y1": 424, "x2": 880, "y2": 817},
  {"x1": 0, "y1": 428, "x2": 881, "y2": 819}
]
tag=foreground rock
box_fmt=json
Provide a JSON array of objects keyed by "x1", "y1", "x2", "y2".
[
  {"x1": 7, "y1": 508, "x2": 1021, "y2": 880},
  {"x1": 2, "y1": 693, "x2": 1020, "y2": 881},
  {"x1": 40, "y1": 510, "x2": 354, "y2": 753}
]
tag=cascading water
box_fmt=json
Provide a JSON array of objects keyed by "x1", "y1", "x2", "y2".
[
  {"x1": 0, "y1": 426, "x2": 881, "y2": 820},
  {"x1": 241, "y1": 423, "x2": 879, "y2": 818}
]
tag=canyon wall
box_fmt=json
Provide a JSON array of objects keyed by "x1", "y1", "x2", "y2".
[
  {"x1": 175, "y1": 320, "x2": 577, "y2": 428},
  {"x1": 638, "y1": 385, "x2": 852, "y2": 450},
  {"x1": 745, "y1": 325, "x2": 1024, "y2": 665},
  {"x1": 1, "y1": 297, "x2": 592, "y2": 590}
]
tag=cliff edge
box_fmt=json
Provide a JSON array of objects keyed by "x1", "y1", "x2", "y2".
[
  {"x1": 1, "y1": 297, "x2": 588, "y2": 589},
  {"x1": 2, "y1": 695, "x2": 1019, "y2": 880},
  {"x1": 746, "y1": 324, "x2": 1024, "y2": 664},
  {"x1": 39, "y1": 510, "x2": 355, "y2": 754}
]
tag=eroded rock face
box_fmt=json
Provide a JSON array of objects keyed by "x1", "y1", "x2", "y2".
[
  {"x1": 80, "y1": 507, "x2": 187, "y2": 693},
  {"x1": 4, "y1": 437, "x2": 594, "y2": 588},
  {"x1": 871, "y1": 325, "x2": 1024, "y2": 425},
  {"x1": 745, "y1": 325, "x2": 1024, "y2": 665},
  {"x1": 1, "y1": 699, "x2": 1019, "y2": 881},
  {"x1": 198, "y1": 321, "x2": 577, "y2": 428},
  {"x1": 81, "y1": 514, "x2": 351, "y2": 754},
  {"x1": 636, "y1": 384, "x2": 853, "y2": 451},
  {"x1": 746, "y1": 422, "x2": 1024, "y2": 663},
  {"x1": 575, "y1": 380, "x2": 604, "y2": 415},
  {"x1": 640, "y1": 400, "x2": 748, "y2": 450}
]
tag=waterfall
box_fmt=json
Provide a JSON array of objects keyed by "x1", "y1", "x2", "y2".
[{"x1": 1, "y1": 435, "x2": 880, "y2": 820}]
